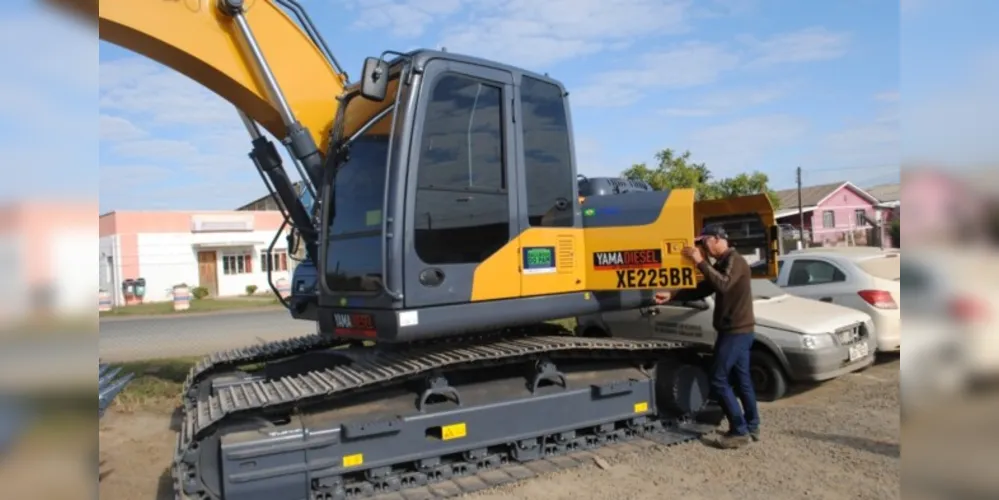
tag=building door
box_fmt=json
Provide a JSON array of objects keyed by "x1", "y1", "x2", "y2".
[{"x1": 198, "y1": 251, "x2": 218, "y2": 297}]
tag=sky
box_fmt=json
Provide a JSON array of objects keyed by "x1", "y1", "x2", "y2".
[{"x1": 2, "y1": 0, "x2": 998, "y2": 213}]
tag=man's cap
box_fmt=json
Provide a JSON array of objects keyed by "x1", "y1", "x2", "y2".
[{"x1": 694, "y1": 224, "x2": 728, "y2": 242}]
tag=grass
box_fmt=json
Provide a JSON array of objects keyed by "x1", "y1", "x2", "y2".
[
  {"x1": 111, "y1": 356, "x2": 201, "y2": 412},
  {"x1": 110, "y1": 318, "x2": 579, "y2": 412},
  {"x1": 99, "y1": 296, "x2": 282, "y2": 317}
]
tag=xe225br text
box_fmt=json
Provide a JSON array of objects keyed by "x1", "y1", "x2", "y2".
[{"x1": 592, "y1": 249, "x2": 696, "y2": 289}]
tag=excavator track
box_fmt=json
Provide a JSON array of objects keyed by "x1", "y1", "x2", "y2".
[
  {"x1": 182, "y1": 333, "x2": 348, "y2": 398},
  {"x1": 174, "y1": 332, "x2": 721, "y2": 500}
]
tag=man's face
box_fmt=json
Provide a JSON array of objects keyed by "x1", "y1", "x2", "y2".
[{"x1": 701, "y1": 236, "x2": 726, "y2": 257}]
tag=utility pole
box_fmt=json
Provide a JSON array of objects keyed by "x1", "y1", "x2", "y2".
[{"x1": 796, "y1": 166, "x2": 807, "y2": 248}]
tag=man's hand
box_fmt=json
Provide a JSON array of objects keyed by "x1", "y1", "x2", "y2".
[
  {"x1": 681, "y1": 245, "x2": 705, "y2": 265},
  {"x1": 653, "y1": 291, "x2": 672, "y2": 304}
]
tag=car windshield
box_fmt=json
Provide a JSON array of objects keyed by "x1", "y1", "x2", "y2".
[{"x1": 751, "y1": 278, "x2": 786, "y2": 300}]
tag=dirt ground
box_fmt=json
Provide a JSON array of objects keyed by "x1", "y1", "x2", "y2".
[{"x1": 98, "y1": 357, "x2": 900, "y2": 500}]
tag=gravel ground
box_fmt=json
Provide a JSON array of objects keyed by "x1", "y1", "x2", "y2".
[{"x1": 98, "y1": 356, "x2": 900, "y2": 500}]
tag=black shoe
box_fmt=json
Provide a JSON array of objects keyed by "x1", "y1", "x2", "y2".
[{"x1": 749, "y1": 428, "x2": 760, "y2": 442}]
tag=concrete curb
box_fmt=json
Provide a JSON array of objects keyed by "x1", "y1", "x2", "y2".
[{"x1": 99, "y1": 305, "x2": 286, "y2": 323}]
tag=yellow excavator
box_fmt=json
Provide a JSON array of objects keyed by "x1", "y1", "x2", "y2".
[{"x1": 67, "y1": 0, "x2": 779, "y2": 498}]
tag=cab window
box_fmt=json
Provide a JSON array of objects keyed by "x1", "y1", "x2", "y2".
[{"x1": 414, "y1": 73, "x2": 510, "y2": 265}]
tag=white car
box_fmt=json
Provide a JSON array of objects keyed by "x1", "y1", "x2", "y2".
[
  {"x1": 901, "y1": 248, "x2": 999, "y2": 416},
  {"x1": 575, "y1": 279, "x2": 876, "y2": 401},
  {"x1": 768, "y1": 248, "x2": 900, "y2": 352}
]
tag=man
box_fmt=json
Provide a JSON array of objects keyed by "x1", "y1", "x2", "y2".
[{"x1": 654, "y1": 224, "x2": 760, "y2": 449}]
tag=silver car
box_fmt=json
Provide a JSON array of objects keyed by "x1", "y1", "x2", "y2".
[{"x1": 576, "y1": 279, "x2": 876, "y2": 401}]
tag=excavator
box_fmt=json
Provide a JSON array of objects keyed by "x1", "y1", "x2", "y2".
[{"x1": 66, "y1": 1, "x2": 779, "y2": 498}]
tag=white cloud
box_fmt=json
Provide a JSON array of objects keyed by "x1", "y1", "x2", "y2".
[
  {"x1": 97, "y1": 57, "x2": 296, "y2": 210},
  {"x1": 572, "y1": 26, "x2": 849, "y2": 109},
  {"x1": 100, "y1": 115, "x2": 147, "y2": 142},
  {"x1": 684, "y1": 115, "x2": 809, "y2": 176},
  {"x1": 100, "y1": 58, "x2": 236, "y2": 126},
  {"x1": 438, "y1": 0, "x2": 693, "y2": 68},
  {"x1": 344, "y1": 0, "x2": 696, "y2": 68},
  {"x1": 347, "y1": 0, "x2": 465, "y2": 37},
  {"x1": 741, "y1": 27, "x2": 851, "y2": 68},
  {"x1": 572, "y1": 42, "x2": 741, "y2": 107},
  {"x1": 661, "y1": 82, "x2": 794, "y2": 117}
]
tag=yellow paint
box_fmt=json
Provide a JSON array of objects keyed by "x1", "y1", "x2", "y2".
[
  {"x1": 47, "y1": 0, "x2": 394, "y2": 157},
  {"x1": 634, "y1": 401, "x2": 649, "y2": 413},
  {"x1": 342, "y1": 453, "x2": 363, "y2": 468},
  {"x1": 583, "y1": 189, "x2": 698, "y2": 291},
  {"x1": 519, "y1": 231, "x2": 585, "y2": 298},
  {"x1": 472, "y1": 188, "x2": 784, "y2": 300},
  {"x1": 441, "y1": 423, "x2": 467, "y2": 440}
]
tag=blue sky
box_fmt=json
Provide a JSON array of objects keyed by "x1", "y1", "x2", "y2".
[{"x1": 3, "y1": 1, "x2": 998, "y2": 212}]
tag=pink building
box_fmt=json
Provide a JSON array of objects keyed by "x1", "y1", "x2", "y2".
[
  {"x1": 0, "y1": 201, "x2": 97, "y2": 319},
  {"x1": 774, "y1": 181, "x2": 895, "y2": 247},
  {"x1": 99, "y1": 210, "x2": 294, "y2": 305},
  {"x1": 901, "y1": 169, "x2": 989, "y2": 245}
]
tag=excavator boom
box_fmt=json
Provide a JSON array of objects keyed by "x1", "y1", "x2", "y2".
[{"x1": 64, "y1": 0, "x2": 346, "y2": 152}]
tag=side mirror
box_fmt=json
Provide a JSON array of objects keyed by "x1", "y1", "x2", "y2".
[{"x1": 360, "y1": 57, "x2": 389, "y2": 101}]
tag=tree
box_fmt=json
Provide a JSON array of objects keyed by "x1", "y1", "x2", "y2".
[
  {"x1": 621, "y1": 148, "x2": 781, "y2": 208},
  {"x1": 622, "y1": 149, "x2": 715, "y2": 198},
  {"x1": 711, "y1": 172, "x2": 782, "y2": 209}
]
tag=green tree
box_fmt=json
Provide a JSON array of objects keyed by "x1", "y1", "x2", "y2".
[
  {"x1": 621, "y1": 148, "x2": 781, "y2": 208},
  {"x1": 622, "y1": 149, "x2": 715, "y2": 198},
  {"x1": 711, "y1": 171, "x2": 782, "y2": 209}
]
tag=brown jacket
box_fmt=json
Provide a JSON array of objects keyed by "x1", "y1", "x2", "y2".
[{"x1": 671, "y1": 249, "x2": 755, "y2": 334}]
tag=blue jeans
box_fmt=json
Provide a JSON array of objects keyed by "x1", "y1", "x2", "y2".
[{"x1": 711, "y1": 332, "x2": 760, "y2": 436}]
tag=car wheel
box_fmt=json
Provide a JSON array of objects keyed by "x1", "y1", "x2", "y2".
[{"x1": 749, "y1": 349, "x2": 788, "y2": 402}]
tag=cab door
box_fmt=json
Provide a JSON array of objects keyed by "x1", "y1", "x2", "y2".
[{"x1": 693, "y1": 194, "x2": 779, "y2": 280}]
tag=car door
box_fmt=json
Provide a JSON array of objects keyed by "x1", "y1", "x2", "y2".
[
  {"x1": 649, "y1": 299, "x2": 716, "y2": 347},
  {"x1": 782, "y1": 257, "x2": 852, "y2": 304}
]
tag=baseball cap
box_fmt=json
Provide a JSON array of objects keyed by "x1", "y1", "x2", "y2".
[{"x1": 694, "y1": 224, "x2": 728, "y2": 242}]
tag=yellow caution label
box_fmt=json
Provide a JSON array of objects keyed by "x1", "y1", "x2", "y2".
[
  {"x1": 441, "y1": 423, "x2": 467, "y2": 441},
  {"x1": 634, "y1": 401, "x2": 649, "y2": 413},
  {"x1": 342, "y1": 453, "x2": 364, "y2": 468}
]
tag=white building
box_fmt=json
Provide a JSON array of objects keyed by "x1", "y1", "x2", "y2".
[{"x1": 99, "y1": 210, "x2": 295, "y2": 305}]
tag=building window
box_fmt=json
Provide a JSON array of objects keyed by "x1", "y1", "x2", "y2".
[
  {"x1": 222, "y1": 253, "x2": 253, "y2": 275},
  {"x1": 414, "y1": 73, "x2": 510, "y2": 265},
  {"x1": 261, "y1": 250, "x2": 288, "y2": 272},
  {"x1": 855, "y1": 209, "x2": 866, "y2": 226},
  {"x1": 822, "y1": 210, "x2": 835, "y2": 228},
  {"x1": 522, "y1": 76, "x2": 574, "y2": 228}
]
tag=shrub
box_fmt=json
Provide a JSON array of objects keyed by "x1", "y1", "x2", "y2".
[
  {"x1": 890, "y1": 219, "x2": 900, "y2": 248},
  {"x1": 192, "y1": 286, "x2": 210, "y2": 300},
  {"x1": 246, "y1": 284, "x2": 258, "y2": 295}
]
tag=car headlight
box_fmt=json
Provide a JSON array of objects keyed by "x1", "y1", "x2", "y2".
[{"x1": 801, "y1": 333, "x2": 836, "y2": 349}]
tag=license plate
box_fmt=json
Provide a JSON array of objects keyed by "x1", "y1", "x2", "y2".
[{"x1": 849, "y1": 342, "x2": 869, "y2": 362}]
